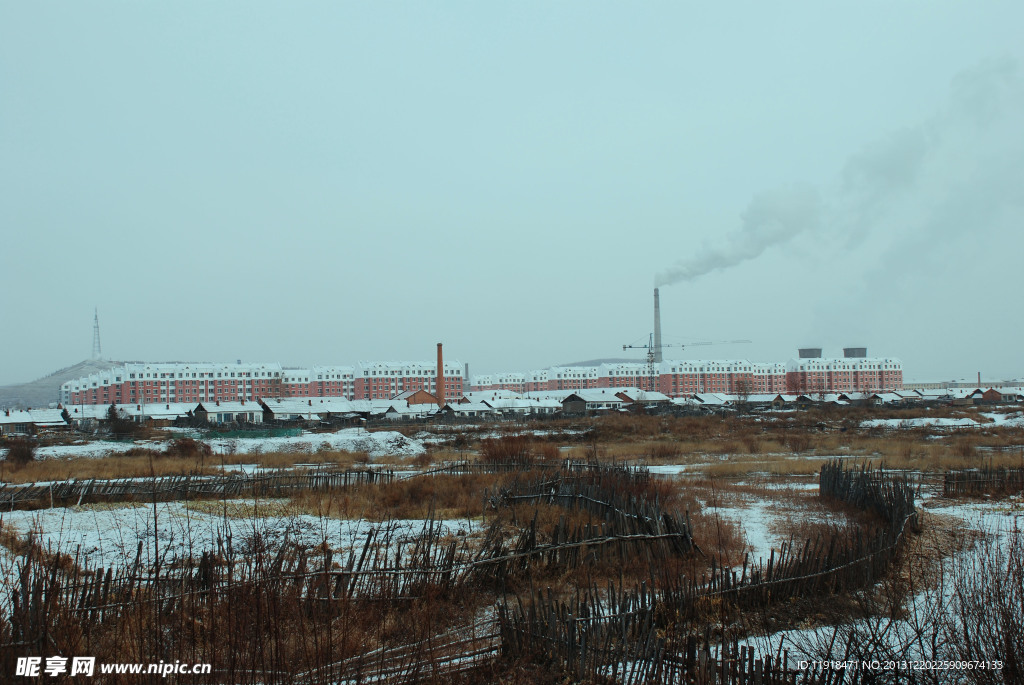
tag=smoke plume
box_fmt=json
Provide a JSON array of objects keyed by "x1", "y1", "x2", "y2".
[
  {"x1": 655, "y1": 185, "x2": 820, "y2": 287},
  {"x1": 656, "y1": 57, "x2": 1023, "y2": 290}
]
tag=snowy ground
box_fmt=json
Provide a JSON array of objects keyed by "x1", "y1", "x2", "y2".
[
  {"x1": 203, "y1": 429, "x2": 424, "y2": 457},
  {"x1": 0, "y1": 501, "x2": 478, "y2": 573},
  {"x1": 860, "y1": 417, "x2": 979, "y2": 429},
  {"x1": 0, "y1": 533, "x2": 19, "y2": 592},
  {"x1": 981, "y1": 411, "x2": 1024, "y2": 427},
  {"x1": 0, "y1": 428, "x2": 425, "y2": 461},
  {"x1": 736, "y1": 493, "x2": 1023, "y2": 663}
]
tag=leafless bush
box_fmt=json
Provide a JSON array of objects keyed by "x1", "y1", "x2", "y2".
[
  {"x1": 942, "y1": 522, "x2": 1023, "y2": 683},
  {"x1": 3, "y1": 438, "x2": 35, "y2": 466},
  {"x1": 480, "y1": 434, "x2": 533, "y2": 464},
  {"x1": 534, "y1": 443, "x2": 561, "y2": 462},
  {"x1": 776, "y1": 520, "x2": 1022, "y2": 684},
  {"x1": 785, "y1": 433, "x2": 811, "y2": 452},
  {"x1": 647, "y1": 441, "x2": 681, "y2": 460},
  {"x1": 952, "y1": 436, "x2": 977, "y2": 459},
  {"x1": 166, "y1": 436, "x2": 213, "y2": 459}
]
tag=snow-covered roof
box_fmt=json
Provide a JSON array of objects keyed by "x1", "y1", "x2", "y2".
[
  {"x1": 523, "y1": 389, "x2": 581, "y2": 402},
  {"x1": 743, "y1": 393, "x2": 785, "y2": 403},
  {"x1": 785, "y1": 357, "x2": 902, "y2": 372},
  {"x1": 548, "y1": 366, "x2": 600, "y2": 380},
  {"x1": 0, "y1": 408, "x2": 67, "y2": 427},
  {"x1": 563, "y1": 390, "x2": 626, "y2": 405},
  {"x1": 356, "y1": 360, "x2": 464, "y2": 376},
  {"x1": 484, "y1": 398, "x2": 562, "y2": 411},
  {"x1": 462, "y1": 390, "x2": 523, "y2": 403},
  {"x1": 443, "y1": 402, "x2": 494, "y2": 415},
  {"x1": 119, "y1": 403, "x2": 194, "y2": 420},
  {"x1": 615, "y1": 389, "x2": 670, "y2": 403},
  {"x1": 260, "y1": 398, "x2": 339, "y2": 418},
  {"x1": 689, "y1": 393, "x2": 729, "y2": 405},
  {"x1": 196, "y1": 401, "x2": 262, "y2": 414},
  {"x1": 66, "y1": 405, "x2": 110, "y2": 420}
]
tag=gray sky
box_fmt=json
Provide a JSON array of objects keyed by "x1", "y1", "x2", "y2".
[{"x1": 2, "y1": 2, "x2": 1023, "y2": 384}]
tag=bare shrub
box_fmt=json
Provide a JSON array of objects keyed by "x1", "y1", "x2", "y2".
[
  {"x1": 943, "y1": 523, "x2": 1024, "y2": 680},
  {"x1": 480, "y1": 434, "x2": 533, "y2": 464},
  {"x1": 785, "y1": 433, "x2": 811, "y2": 452},
  {"x1": 122, "y1": 446, "x2": 163, "y2": 458},
  {"x1": 534, "y1": 443, "x2": 561, "y2": 462},
  {"x1": 167, "y1": 437, "x2": 213, "y2": 459},
  {"x1": 3, "y1": 438, "x2": 36, "y2": 466},
  {"x1": 647, "y1": 441, "x2": 682, "y2": 461},
  {"x1": 952, "y1": 436, "x2": 977, "y2": 459}
]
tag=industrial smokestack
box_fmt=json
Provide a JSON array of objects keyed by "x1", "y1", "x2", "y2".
[
  {"x1": 436, "y1": 343, "x2": 445, "y2": 407},
  {"x1": 653, "y1": 288, "x2": 663, "y2": 363}
]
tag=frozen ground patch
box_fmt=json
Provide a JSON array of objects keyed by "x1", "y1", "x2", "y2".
[
  {"x1": 0, "y1": 529, "x2": 20, "y2": 591},
  {"x1": 981, "y1": 411, "x2": 1024, "y2": 427},
  {"x1": 203, "y1": 428, "x2": 424, "y2": 457},
  {"x1": 4, "y1": 429, "x2": 426, "y2": 461},
  {"x1": 32, "y1": 440, "x2": 164, "y2": 459},
  {"x1": 860, "y1": 417, "x2": 978, "y2": 429},
  {"x1": 0, "y1": 502, "x2": 477, "y2": 573}
]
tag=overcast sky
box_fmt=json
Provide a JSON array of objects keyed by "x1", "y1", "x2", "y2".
[{"x1": 2, "y1": 2, "x2": 1022, "y2": 385}]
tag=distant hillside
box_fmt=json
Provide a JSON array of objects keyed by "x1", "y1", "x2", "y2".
[{"x1": 0, "y1": 359, "x2": 122, "y2": 409}]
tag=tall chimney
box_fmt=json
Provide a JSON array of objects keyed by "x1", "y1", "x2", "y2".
[
  {"x1": 653, "y1": 288, "x2": 663, "y2": 363},
  {"x1": 436, "y1": 343, "x2": 445, "y2": 407}
]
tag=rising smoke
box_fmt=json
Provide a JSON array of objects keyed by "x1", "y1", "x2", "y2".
[
  {"x1": 655, "y1": 185, "x2": 821, "y2": 287},
  {"x1": 655, "y1": 57, "x2": 1024, "y2": 290}
]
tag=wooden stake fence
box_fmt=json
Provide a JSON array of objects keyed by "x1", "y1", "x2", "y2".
[
  {"x1": 0, "y1": 469, "x2": 393, "y2": 510},
  {"x1": 943, "y1": 464, "x2": 1024, "y2": 497}
]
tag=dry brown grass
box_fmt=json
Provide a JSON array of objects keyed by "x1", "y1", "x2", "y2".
[
  {"x1": 288, "y1": 472, "x2": 504, "y2": 520},
  {"x1": 0, "y1": 448, "x2": 386, "y2": 484}
]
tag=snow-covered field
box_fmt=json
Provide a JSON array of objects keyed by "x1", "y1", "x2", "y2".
[
  {"x1": 0, "y1": 501, "x2": 477, "y2": 572},
  {"x1": 981, "y1": 411, "x2": 1024, "y2": 427},
  {"x1": 0, "y1": 535, "x2": 19, "y2": 591},
  {"x1": 738, "y1": 498, "x2": 1023, "y2": 662},
  {"x1": 706, "y1": 492, "x2": 848, "y2": 563},
  {"x1": 2, "y1": 428, "x2": 425, "y2": 461},
  {"x1": 860, "y1": 412, "x2": 1024, "y2": 429},
  {"x1": 860, "y1": 417, "x2": 979, "y2": 429}
]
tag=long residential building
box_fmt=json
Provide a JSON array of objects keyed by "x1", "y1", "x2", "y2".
[
  {"x1": 58, "y1": 350, "x2": 899, "y2": 406},
  {"x1": 61, "y1": 360, "x2": 464, "y2": 405},
  {"x1": 472, "y1": 354, "x2": 902, "y2": 397}
]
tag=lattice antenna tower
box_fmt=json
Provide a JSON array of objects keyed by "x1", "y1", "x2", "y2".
[{"x1": 92, "y1": 307, "x2": 102, "y2": 359}]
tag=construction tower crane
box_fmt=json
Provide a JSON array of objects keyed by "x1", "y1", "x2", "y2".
[
  {"x1": 622, "y1": 337, "x2": 752, "y2": 394},
  {"x1": 623, "y1": 335, "x2": 682, "y2": 393}
]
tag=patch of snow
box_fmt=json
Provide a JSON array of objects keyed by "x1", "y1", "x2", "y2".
[
  {"x1": 980, "y1": 411, "x2": 1024, "y2": 427},
  {"x1": 204, "y1": 428, "x2": 424, "y2": 458},
  {"x1": 32, "y1": 440, "x2": 168, "y2": 459},
  {"x1": 10, "y1": 429, "x2": 426, "y2": 461},
  {"x1": 647, "y1": 465, "x2": 689, "y2": 476},
  {"x1": 0, "y1": 502, "x2": 478, "y2": 573},
  {"x1": 860, "y1": 417, "x2": 978, "y2": 429},
  {"x1": 0, "y1": 521, "x2": 21, "y2": 591}
]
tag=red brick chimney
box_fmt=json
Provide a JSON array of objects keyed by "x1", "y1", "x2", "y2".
[{"x1": 436, "y1": 343, "x2": 445, "y2": 407}]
